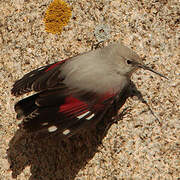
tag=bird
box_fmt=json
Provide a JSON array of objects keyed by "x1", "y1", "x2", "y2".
[{"x1": 11, "y1": 41, "x2": 167, "y2": 138}]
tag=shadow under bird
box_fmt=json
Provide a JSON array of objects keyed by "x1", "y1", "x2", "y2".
[{"x1": 11, "y1": 41, "x2": 168, "y2": 138}]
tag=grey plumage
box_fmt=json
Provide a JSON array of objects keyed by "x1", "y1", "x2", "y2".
[{"x1": 61, "y1": 42, "x2": 141, "y2": 94}]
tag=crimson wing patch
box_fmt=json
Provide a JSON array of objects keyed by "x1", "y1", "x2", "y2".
[{"x1": 16, "y1": 93, "x2": 115, "y2": 138}]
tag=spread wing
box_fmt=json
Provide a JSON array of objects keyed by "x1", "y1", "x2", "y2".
[
  {"x1": 15, "y1": 91, "x2": 118, "y2": 138},
  {"x1": 11, "y1": 60, "x2": 67, "y2": 96}
]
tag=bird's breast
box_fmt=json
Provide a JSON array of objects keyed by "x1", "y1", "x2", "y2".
[
  {"x1": 62, "y1": 67, "x2": 129, "y2": 94},
  {"x1": 61, "y1": 53, "x2": 129, "y2": 94}
]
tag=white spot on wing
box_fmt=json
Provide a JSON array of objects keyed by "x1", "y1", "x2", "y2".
[
  {"x1": 48, "y1": 125, "x2": 57, "y2": 132},
  {"x1": 38, "y1": 67, "x2": 45, "y2": 71},
  {"x1": 63, "y1": 129, "x2": 70, "y2": 135},
  {"x1": 29, "y1": 74, "x2": 35, "y2": 77},
  {"x1": 42, "y1": 122, "x2": 48, "y2": 126},
  {"x1": 86, "y1": 113, "x2": 95, "y2": 120},
  {"x1": 77, "y1": 111, "x2": 90, "y2": 119}
]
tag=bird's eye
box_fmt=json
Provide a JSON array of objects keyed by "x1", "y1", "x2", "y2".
[{"x1": 126, "y1": 60, "x2": 132, "y2": 65}]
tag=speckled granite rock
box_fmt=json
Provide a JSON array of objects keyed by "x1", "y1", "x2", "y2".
[{"x1": 0, "y1": 0, "x2": 179, "y2": 179}]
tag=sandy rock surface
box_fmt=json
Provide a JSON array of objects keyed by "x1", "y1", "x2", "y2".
[{"x1": 0, "y1": 0, "x2": 179, "y2": 179}]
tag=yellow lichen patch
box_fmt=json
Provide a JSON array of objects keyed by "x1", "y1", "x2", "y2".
[{"x1": 44, "y1": 0, "x2": 72, "y2": 34}]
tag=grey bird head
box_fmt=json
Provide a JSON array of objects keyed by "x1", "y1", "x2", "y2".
[{"x1": 104, "y1": 42, "x2": 168, "y2": 79}]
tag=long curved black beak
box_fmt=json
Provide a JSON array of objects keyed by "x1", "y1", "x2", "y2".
[
  {"x1": 138, "y1": 64, "x2": 168, "y2": 79},
  {"x1": 132, "y1": 61, "x2": 168, "y2": 79}
]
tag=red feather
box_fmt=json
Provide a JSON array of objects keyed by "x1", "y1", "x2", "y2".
[
  {"x1": 59, "y1": 92, "x2": 115, "y2": 117},
  {"x1": 45, "y1": 60, "x2": 66, "y2": 72},
  {"x1": 59, "y1": 96, "x2": 88, "y2": 115}
]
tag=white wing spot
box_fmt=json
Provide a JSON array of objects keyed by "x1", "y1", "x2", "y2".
[
  {"x1": 86, "y1": 113, "x2": 95, "y2": 120},
  {"x1": 29, "y1": 74, "x2": 34, "y2": 77},
  {"x1": 42, "y1": 122, "x2": 48, "y2": 126},
  {"x1": 63, "y1": 129, "x2": 70, "y2": 135},
  {"x1": 38, "y1": 67, "x2": 45, "y2": 71},
  {"x1": 48, "y1": 125, "x2": 58, "y2": 132},
  {"x1": 77, "y1": 111, "x2": 90, "y2": 119}
]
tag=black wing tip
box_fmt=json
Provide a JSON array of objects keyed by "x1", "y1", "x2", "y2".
[
  {"x1": 11, "y1": 87, "x2": 19, "y2": 96},
  {"x1": 11, "y1": 79, "x2": 24, "y2": 96},
  {"x1": 11, "y1": 87, "x2": 25, "y2": 96},
  {"x1": 11, "y1": 79, "x2": 33, "y2": 96}
]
